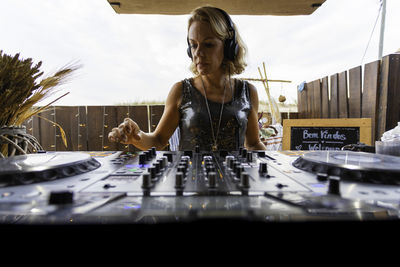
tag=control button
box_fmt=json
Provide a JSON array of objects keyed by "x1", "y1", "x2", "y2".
[
  {"x1": 139, "y1": 153, "x2": 146, "y2": 165},
  {"x1": 177, "y1": 165, "x2": 187, "y2": 177},
  {"x1": 208, "y1": 172, "x2": 217, "y2": 188},
  {"x1": 276, "y1": 183, "x2": 288, "y2": 189},
  {"x1": 328, "y1": 176, "x2": 341, "y2": 195},
  {"x1": 153, "y1": 162, "x2": 160, "y2": 173},
  {"x1": 184, "y1": 150, "x2": 193, "y2": 158},
  {"x1": 148, "y1": 167, "x2": 157, "y2": 179},
  {"x1": 151, "y1": 147, "x2": 157, "y2": 157},
  {"x1": 225, "y1": 156, "x2": 234, "y2": 167},
  {"x1": 141, "y1": 173, "x2": 152, "y2": 189},
  {"x1": 175, "y1": 172, "x2": 184, "y2": 189},
  {"x1": 240, "y1": 172, "x2": 250, "y2": 188},
  {"x1": 236, "y1": 166, "x2": 244, "y2": 178},
  {"x1": 241, "y1": 148, "x2": 248, "y2": 158},
  {"x1": 246, "y1": 152, "x2": 253, "y2": 162},
  {"x1": 316, "y1": 172, "x2": 328, "y2": 182},
  {"x1": 160, "y1": 156, "x2": 168, "y2": 168},
  {"x1": 48, "y1": 191, "x2": 74, "y2": 205},
  {"x1": 259, "y1": 162, "x2": 268, "y2": 174},
  {"x1": 233, "y1": 162, "x2": 241, "y2": 173},
  {"x1": 103, "y1": 183, "x2": 116, "y2": 189},
  {"x1": 143, "y1": 151, "x2": 150, "y2": 160},
  {"x1": 163, "y1": 152, "x2": 173, "y2": 162},
  {"x1": 157, "y1": 158, "x2": 164, "y2": 169},
  {"x1": 257, "y1": 151, "x2": 266, "y2": 157}
]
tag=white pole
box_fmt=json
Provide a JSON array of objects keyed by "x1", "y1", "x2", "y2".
[{"x1": 378, "y1": 0, "x2": 387, "y2": 59}]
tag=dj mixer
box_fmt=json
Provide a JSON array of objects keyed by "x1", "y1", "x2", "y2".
[{"x1": 1, "y1": 147, "x2": 400, "y2": 225}]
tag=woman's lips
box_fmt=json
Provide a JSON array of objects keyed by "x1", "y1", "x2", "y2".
[{"x1": 197, "y1": 62, "x2": 208, "y2": 68}]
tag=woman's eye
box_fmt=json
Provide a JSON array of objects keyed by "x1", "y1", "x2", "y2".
[{"x1": 205, "y1": 43, "x2": 214, "y2": 48}]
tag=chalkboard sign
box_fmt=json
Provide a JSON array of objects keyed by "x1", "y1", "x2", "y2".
[
  {"x1": 290, "y1": 126, "x2": 359, "y2": 150},
  {"x1": 282, "y1": 119, "x2": 372, "y2": 151}
]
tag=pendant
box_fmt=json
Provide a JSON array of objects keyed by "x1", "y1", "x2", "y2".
[{"x1": 212, "y1": 144, "x2": 218, "y2": 151}]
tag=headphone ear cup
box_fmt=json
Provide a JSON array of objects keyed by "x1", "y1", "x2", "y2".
[
  {"x1": 187, "y1": 38, "x2": 193, "y2": 59},
  {"x1": 224, "y1": 38, "x2": 238, "y2": 61}
]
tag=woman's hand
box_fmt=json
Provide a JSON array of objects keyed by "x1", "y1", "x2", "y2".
[{"x1": 108, "y1": 118, "x2": 141, "y2": 144}]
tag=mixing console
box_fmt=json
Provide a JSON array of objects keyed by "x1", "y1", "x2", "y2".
[{"x1": 0, "y1": 148, "x2": 399, "y2": 224}]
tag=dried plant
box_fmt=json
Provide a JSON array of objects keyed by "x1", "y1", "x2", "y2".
[{"x1": 0, "y1": 50, "x2": 80, "y2": 150}]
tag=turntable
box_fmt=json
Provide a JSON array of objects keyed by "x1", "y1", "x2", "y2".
[
  {"x1": 292, "y1": 151, "x2": 400, "y2": 185},
  {"x1": 0, "y1": 152, "x2": 101, "y2": 187}
]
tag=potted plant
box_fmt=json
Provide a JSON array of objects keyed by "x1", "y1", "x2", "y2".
[{"x1": 0, "y1": 50, "x2": 79, "y2": 157}]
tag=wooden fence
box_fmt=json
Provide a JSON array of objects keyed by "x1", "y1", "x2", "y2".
[
  {"x1": 297, "y1": 53, "x2": 400, "y2": 141},
  {"x1": 22, "y1": 105, "x2": 298, "y2": 152},
  {"x1": 22, "y1": 105, "x2": 164, "y2": 152}
]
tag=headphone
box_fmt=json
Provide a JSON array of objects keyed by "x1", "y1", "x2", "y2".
[{"x1": 187, "y1": 7, "x2": 239, "y2": 61}]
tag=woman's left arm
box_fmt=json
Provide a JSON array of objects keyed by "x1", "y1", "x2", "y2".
[{"x1": 245, "y1": 83, "x2": 267, "y2": 150}]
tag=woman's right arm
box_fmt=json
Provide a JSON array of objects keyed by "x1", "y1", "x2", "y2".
[{"x1": 108, "y1": 81, "x2": 182, "y2": 151}]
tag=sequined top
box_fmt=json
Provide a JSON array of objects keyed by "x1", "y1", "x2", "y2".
[{"x1": 178, "y1": 78, "x2": 251, "y2": 151}]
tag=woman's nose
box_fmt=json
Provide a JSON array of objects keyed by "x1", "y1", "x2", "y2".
[{"x1": 193, "y1": 45, "x2": 204, "y2": 57}]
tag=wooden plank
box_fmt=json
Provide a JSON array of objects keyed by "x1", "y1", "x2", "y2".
[
  {"x1": 86, "y1": 106, "x2": 104, "y2": 151},
  {"x1": 306, "y1": 82, "x2": 314, "y2": 118},
  {"x1": 128, "y1": 106, "x2": 149, "y2": 133},
  {"x1": 321, "y1": 76, "x2": 330, "y2": 118},
  {"x1": 348, "y1": 66, "x2": 362, "y2": 118},
  {"x1": 281, "y1": 112, "x2": 299, "y2": 120},
  {"x1": 377, "y1": 54, "x2": 400, "y2": 141},
  {"x1": 38, "y1": 106, "x2": 56, "y2": 151},
  {"x1": 103, "y1": 106, "x2": 130, "y2": 151},
  {"x1": 297, "y1": 88, "x2": 302, "y2": 118},
  {"x1": 54, "y1": 106, "x2": 78, "y2": 151},
  {"x1": 32, "y1": 115, "x2": 40, "y2": 148},
  {"x1": 338, "y1": 71, "x2": 349, "y2": 118},
  {"x1": 150, "y1": 105, "x2": 165, "y2": 132},
  {"x1": 329, "y1": 74, "x2": 339, "y2": 118},
  {"x1": 312, "y1": 79, "x2": 321, "y2": 118},
  {"x1": 297, "y1": 82, "x2": 308, "y2": 119},
  {"x1": 362, "y1": 60, "x2": 380, "y2": 141},
  {"x1": 77, "y1": 106, "x2": 88, "y2": 151}
]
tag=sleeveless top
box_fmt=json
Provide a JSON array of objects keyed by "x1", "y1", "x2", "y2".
[{"x1": 178, "y1": 78, "x2": 251, "y2": 151}]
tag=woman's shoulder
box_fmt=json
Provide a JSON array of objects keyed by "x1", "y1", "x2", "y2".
[
  {"x1": 233, "y1": 78, "x2": 257, "y2": 98},
  {"x1": 167, "y1": 78, "x2": 194, "y2": 107}
]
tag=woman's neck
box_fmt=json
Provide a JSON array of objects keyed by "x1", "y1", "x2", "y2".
[{"x1": 200, "y1": 72, "x2": 228, "y2": 93}]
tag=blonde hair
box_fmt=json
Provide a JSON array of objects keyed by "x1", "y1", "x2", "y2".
[{"x1": 188, "y1": 6, "x2": 247, "y2": 76}]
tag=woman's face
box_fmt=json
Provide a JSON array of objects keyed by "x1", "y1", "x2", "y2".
[{"x1": 188, "y1": 20, "x2": 224, "y2": 75}]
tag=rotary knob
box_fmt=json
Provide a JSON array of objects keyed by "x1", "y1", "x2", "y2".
[
  {"x1": 240, "y1": 172, "x2": 250, "y2": 188},
  {"x1": 139, "y1": 153, "x2": 147, "y2": 165},
  {"x1": 141, "y1": 173, "x2": 152, "y2": 189},
  {"x1": 175, "y1": 172, "x2": 184, "y2": 189},
  {"x1": 259, "y1": 162, "x2": 268, "y2": 174},
  {"x1": 208, "y1": 172, "x2": 217, "y2": 188},
  {"x1": 328, "y1": 176, "x2": 341, "y2": 195}
]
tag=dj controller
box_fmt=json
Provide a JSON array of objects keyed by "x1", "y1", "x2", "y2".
[{"x1": 1, "y1": 147, "x2": 400, "y2": 225}]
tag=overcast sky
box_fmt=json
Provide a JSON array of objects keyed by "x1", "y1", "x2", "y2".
[{"x1": 1, "y1": 0, "x2": 399, "y2": 106}]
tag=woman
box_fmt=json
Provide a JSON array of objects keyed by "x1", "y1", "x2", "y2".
[{"x1": 108, "y1": 6, "x2": 266, "y2": 151}]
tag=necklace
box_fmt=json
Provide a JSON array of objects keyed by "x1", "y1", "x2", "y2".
[{"x1": 200, "y1": 76, "x2": 227, "y2": 151}]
